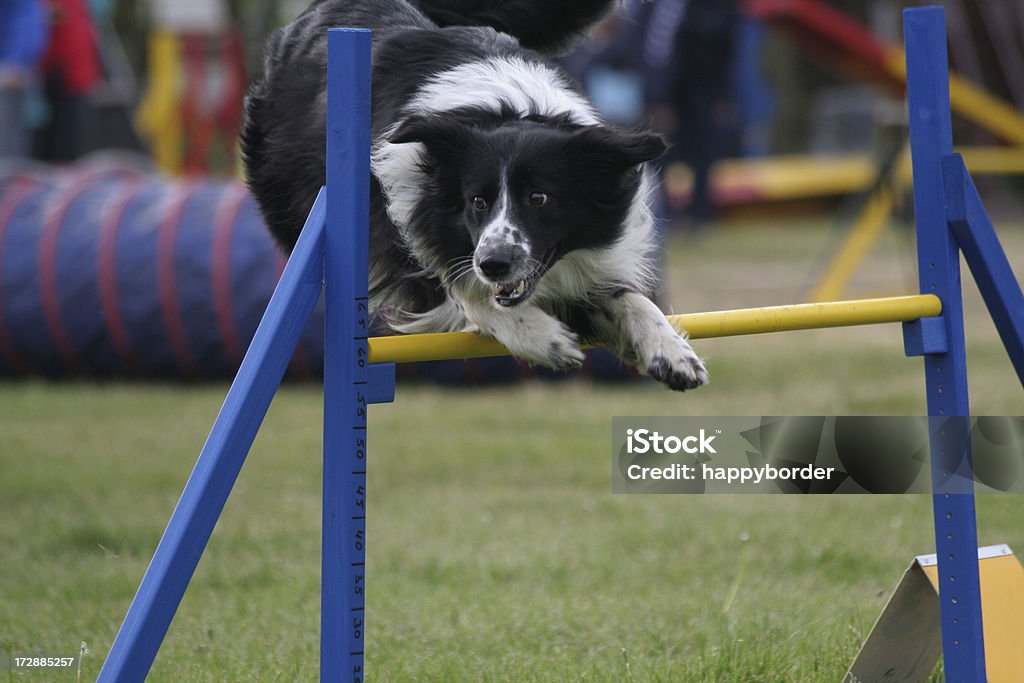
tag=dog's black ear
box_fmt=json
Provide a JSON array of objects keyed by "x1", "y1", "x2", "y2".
[
  {"x1": 388, "y1": 116, "x2": 439, "y2": 145},
  {"x1": 567, "y1": 126, "x2": 668, "y2": 170},
  {"x1": 617, "y1": 131, "x2": 669, "y2": 166},
  {"x1": 389, "y1": 115, "x2": 477, "y2": 162}
]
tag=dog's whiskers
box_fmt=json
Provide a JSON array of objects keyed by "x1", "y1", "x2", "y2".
[
  {"x1": 441, "y1": 257, "x2": 477, "y2": 287},
  {"x1": 522, "y1": 256, "x2": 547, "y2": 281}
]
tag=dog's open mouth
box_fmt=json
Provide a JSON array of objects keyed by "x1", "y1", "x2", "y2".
[
  {"x1": 490, "y1": 278, "x2": 535, "y2": 307},
  {"x1": 482, "y1": 247, "x2": 559, "y2": 307}
]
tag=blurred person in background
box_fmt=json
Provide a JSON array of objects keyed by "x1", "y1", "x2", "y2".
[
  {"x1": 559, "y1": 4, "x2": 647, "y2": 128},
  {"x1": 0, "y1": 0, "x2": 48, "y2": 158},
  {"x1": 643, "y1": 0, "x2": 741, "y2": 229},
  {"x1": 32, "y1": 0, "x2": 101, "y2": 162}
]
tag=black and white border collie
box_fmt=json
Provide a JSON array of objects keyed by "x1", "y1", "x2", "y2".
[{"x1": 242, "y1": 0, "x2": 708, "y2": 391}]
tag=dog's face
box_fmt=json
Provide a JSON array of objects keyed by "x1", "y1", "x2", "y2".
[{"x1": 388, "y1": 116, "x2": 665, "y2": 306}]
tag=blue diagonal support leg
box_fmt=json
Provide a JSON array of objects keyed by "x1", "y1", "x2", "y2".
[
  {"x1": 904, "y1": 7, "x2": 987, "y2": 681},
  {"x1": 98, "y1": 190, "x2": 328, "y2": 682},
  {"x1": 943, "y1": 154, "x2": 1024, "y2": 387}
]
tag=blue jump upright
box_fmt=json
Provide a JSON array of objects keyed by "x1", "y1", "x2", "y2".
[
  {"x1": 322, "y1": 28, "x2": 375, "y2": 683},
  {"x1": 904, "y1": 6, "x2": 1024, "y2": 681},
  {"x1": 97, "y1": 10, "x2": 1023, "y2": 682},
  {"x1": 904, "y1": 7, "x2": 987, "y2": 681}
]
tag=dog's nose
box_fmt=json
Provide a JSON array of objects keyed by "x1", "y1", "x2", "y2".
[{"x1": 478, "y1": 256, "x2": 512, "y2": 280}]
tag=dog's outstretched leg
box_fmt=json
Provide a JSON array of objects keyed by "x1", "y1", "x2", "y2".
[
  {"x1": 461, "y1": 298, "x2": 585, "y2": 370},
  {"x1": 591, "y1": 292, "x2": 709, "y2": 391}
]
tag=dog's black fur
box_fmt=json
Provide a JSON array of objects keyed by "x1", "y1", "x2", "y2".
[{"x1": 242, "y1": 0, "x2": 709, "y2": 389}]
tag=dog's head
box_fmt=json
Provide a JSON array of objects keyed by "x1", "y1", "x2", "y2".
[{"x1": 383, "y1": 115, "x2": 666, "y2": 307}]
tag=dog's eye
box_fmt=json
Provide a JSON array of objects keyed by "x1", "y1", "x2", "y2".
[
  {"x1": 472, "y1": 196, "x2": 488, "y2": 211},
  {"x1": 528, "y1": 192, "x2": 548, "y2": 207}
]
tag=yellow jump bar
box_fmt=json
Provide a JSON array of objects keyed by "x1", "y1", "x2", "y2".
[{"x1": 367, "y1": 294, "x2": 942, "y2": 364}]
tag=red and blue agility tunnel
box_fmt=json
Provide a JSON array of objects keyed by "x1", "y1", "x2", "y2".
[
  {"x1": 0, "y1": 159, "x2": 320, "y2": 379},
  {"x1": 0, "y1": 158, "x2": 633, "y2": 382}
]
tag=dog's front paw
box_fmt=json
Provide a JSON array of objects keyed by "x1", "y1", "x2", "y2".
[
  {"x1": 473, "y1": 306, "x2": 585, "y2": 371},
  {"x1": 647, "y1": 353, "x2": 708, "y2": 391},
  {"x1": 640, "y1": 334, "x2": 709, "y2": 392},
  {"x1": 542, "y1": 331, "x2": 586, "y2": 370},
  {"x1": 512, "y1": 325, "x2": 584, "y2": 370}
]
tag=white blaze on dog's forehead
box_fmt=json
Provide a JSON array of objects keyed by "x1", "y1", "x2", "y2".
[
  {"x1": 475, "y1": 177, "x2": 531, "y2": 258},
  {"x1": 408, "y1": 56, "x2": 600, "y2": 125},
  {"x1": 476, "y1": 183, "x2": 511, "y2": 250}
]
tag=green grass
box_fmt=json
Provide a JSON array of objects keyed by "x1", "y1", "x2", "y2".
[{"x1": 1, "y1": 220, "x2": 1022, "y2": 681}]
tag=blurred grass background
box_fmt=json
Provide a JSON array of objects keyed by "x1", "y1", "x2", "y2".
[{"x1": 1, "y1": 219, "x2": 1022, "y2": 681}]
